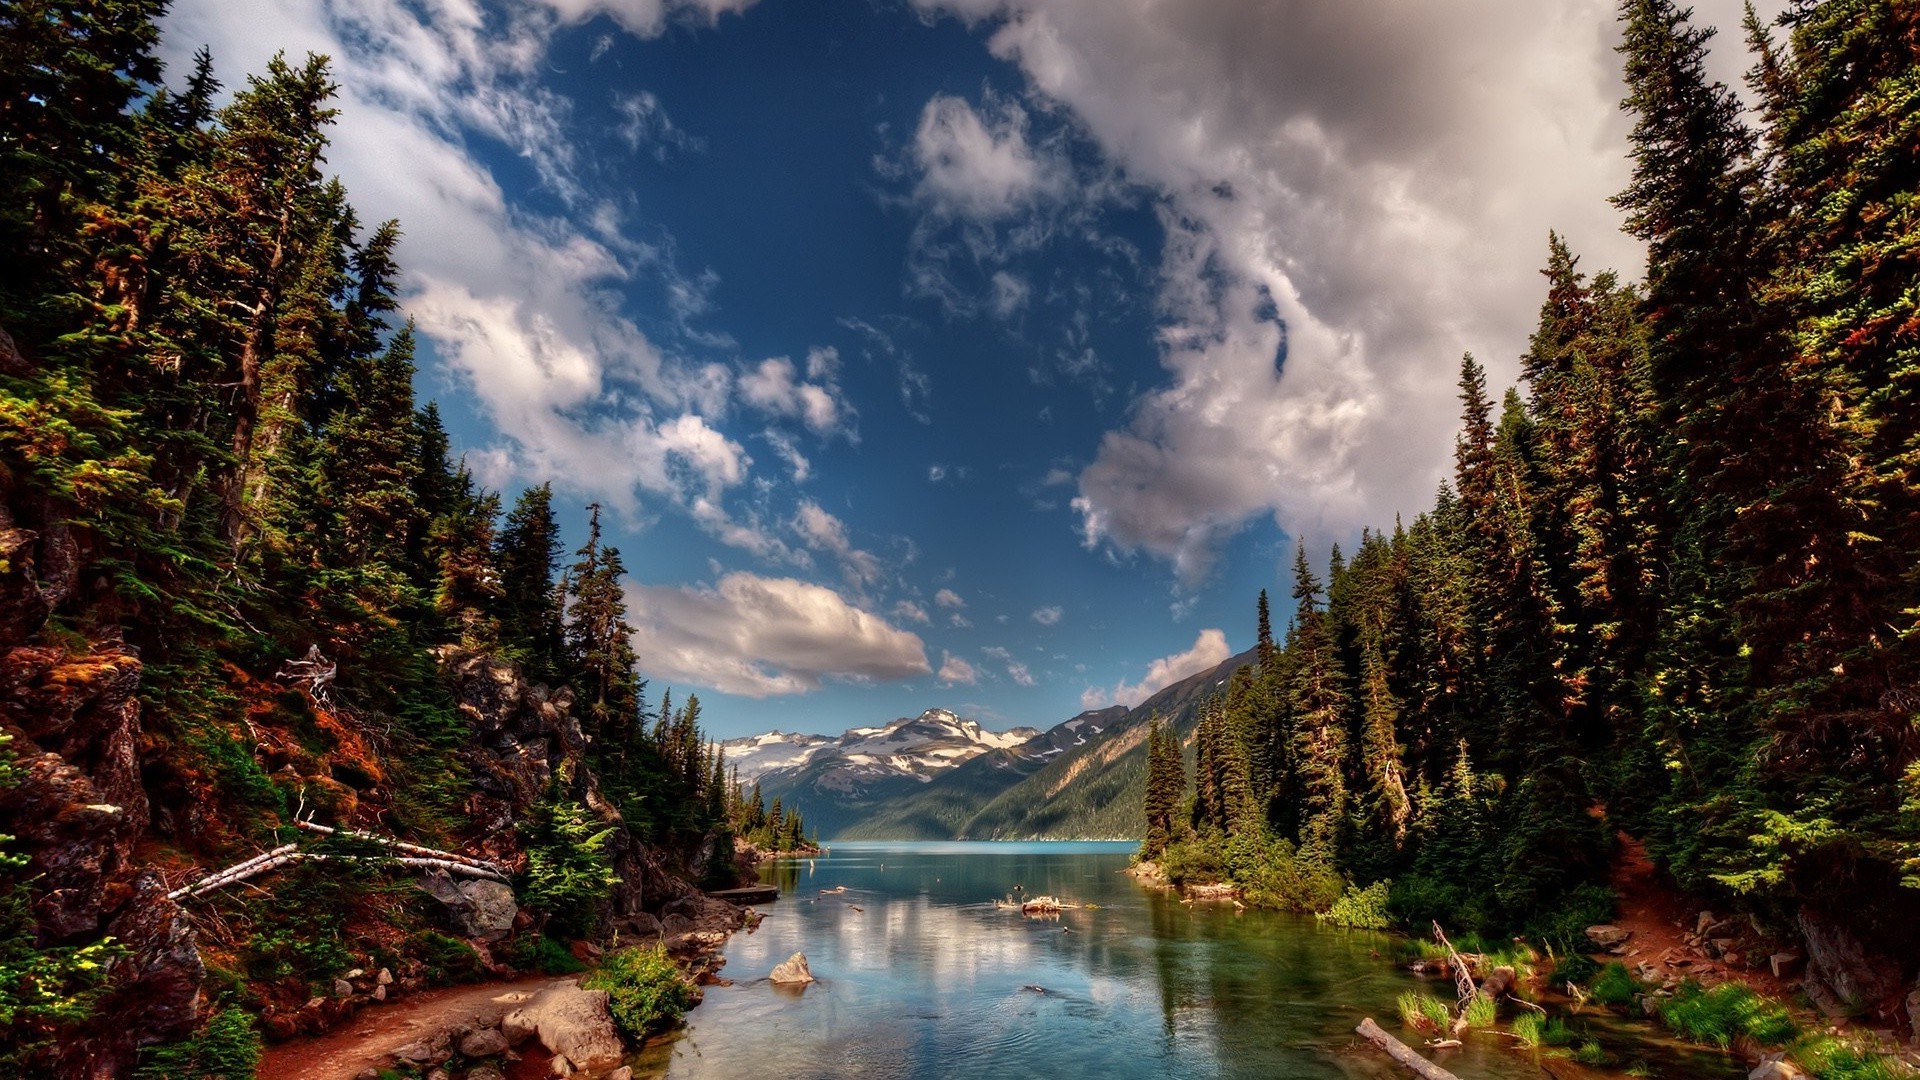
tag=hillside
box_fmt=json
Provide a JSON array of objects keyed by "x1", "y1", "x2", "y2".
[{"x1": 835, "y1": 650, "x2": 1255, "y2": 840}]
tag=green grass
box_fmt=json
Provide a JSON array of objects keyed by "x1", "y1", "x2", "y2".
[
  {"x1": 1589, "y1": 961, "x2": 1642, "y2": 1006},
  {"x1": 1792, "y1": 1035, "x2": 1914, "y2": 1080},
  {"x1": 1573, "y1": 1040, "x2": 1611, "y2": 1066},
  {"x1": 1463, "y1": 995, "x2": 1497, "y2": 1029},
  {"x1": 1511, "y1": 1013, "x2": 1573, "y2": 1050},
  {"x1": 1397, "y1": 991, "x2": 1453, "y2": 1032},
  {"x1": 1658, "y1": 981, "x2": 1797, "y2": 1048}
]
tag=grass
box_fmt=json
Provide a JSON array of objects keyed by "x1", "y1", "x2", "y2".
[
  {"x1": 1463, "y1": 995, "x2": 1497, "y2": 1029},
  {"x1": 1573, "y1": 1039, "x2": 1611, "y2": 1066},
  {"x1": 1589, "y1": 961, "x2": 1642, "y2": 1007},
  {"x1": 1397, "y1": 991, "x2": 1453, "y2": 1033},
  {"x1": 1511, "y1": 1013, "x2": 1573, "y2": 1050},
  {"x1": 1658, "y1": 981, "x2": 1797, "y2": 1049},
  {"x1": 1792, "y1": 1035, "x2": 1915, "y2": 1080}
]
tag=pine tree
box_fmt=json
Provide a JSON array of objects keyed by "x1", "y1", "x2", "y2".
[
  {"x1": 496, "y1": 483, "x2": 566, "y2": 684},
  {"x1": 1287, "y1": 542, "x2": 1350, "y2": 863},
  {"x1": 565, "y1": 504, "x2": 641, "y2": 744},
  {"x1": 1142, "y1": 715, "x2": 1183, "y2": 861}
]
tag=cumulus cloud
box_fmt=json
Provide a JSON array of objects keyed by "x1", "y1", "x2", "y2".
[
  {"x1": 934, "y1": 588, "x2": 966, "y2": 609},
  {"x1": 792, "y1": 500, "x2": 883, "y2": 587},
  {"x1": 625, "y1": 571, "x2": 931, "y2": 697},
  {"x1": 1006, "y1": 661, "x2": 1036, "y2": 686},
  {"x1": 738, "y1": 348, "x2": 853, "y2": 436},
  {"x1": 893, "y1": 599, "x2": 931, "y2": 624},
  {"x1": 910, "y1": 0, "x2": 1745, "y2": 582},
  {"x1": 937, "y1": 651, "x2": 980, "y2": 684},
  {"x1": 1031, "y1": 605, "x2": 1062, "y2": 626},
  {"x1": 912, "y1": 91, "x2": 1063, "y2": 221},
  {"x1": 1081, "y1": 628, "x2": 1232, "y2": 709}
]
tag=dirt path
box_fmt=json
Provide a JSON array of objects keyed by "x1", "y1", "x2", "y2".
[
  {"x1": 1604, "y1": 831, "x2": 1798, "y2": 999},
  {"x1": 257, "y1": 973, "x2": 578, "y2": 1079}
]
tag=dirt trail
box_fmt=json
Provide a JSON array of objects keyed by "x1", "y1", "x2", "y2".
[
  {"x1": 1604, "y1": 831, "x2": 1798, "y2": 999},
  {"x1": 257, "y1": 974, "x2": 577, "y2": 1079}
]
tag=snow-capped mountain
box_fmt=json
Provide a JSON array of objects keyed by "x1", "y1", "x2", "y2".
[{"x1": 722, "y1": 709, "x2": 1039, "y2": 789}]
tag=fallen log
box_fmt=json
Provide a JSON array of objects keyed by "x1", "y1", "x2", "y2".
[
  {"x1": 1356, "y1": 1018, "x2": 1463, "y2": 1080},
  {"x1": 293, "y1": 819, "x2": 508, "y2": 875}
]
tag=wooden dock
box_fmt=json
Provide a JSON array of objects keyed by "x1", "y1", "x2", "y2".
[{"x1": 710, "y1": 885, "x2": 780, "y2": 904}]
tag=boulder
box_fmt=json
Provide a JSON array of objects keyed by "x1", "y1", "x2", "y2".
[
  {"x1": 769, "y1": 952, "x2": 814, "y2": 985},
  {"x1": 418, "y1": 870, "x2": 519, "y2": 941},
  {"x1": 1585, "y1": 925, "x2": 1632, "y2": 949},
  {"x1": 465, "y1": 1068, "x2": 507, "y2": 1080},
  {"x1": 393, "y1": 1032, "x2": 453, "y2": 1066},
  {"x1": 500, "y1": 984, "x2": 625, "y2": 1072},
  {"x1": 457, "y1": 1027, "x2": 509, "y2": 1058},
  {"x1": 1749, "y1": 1053, "x2": 1807, "y2": 1080},
  {"x1": 1797, "y1": 906, "x2": 1901, "y2": 1016}
]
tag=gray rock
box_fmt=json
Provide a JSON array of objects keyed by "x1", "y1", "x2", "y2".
[
  {"x1": 418, "y1": 870, "x2": 519, "y2": 942},
  {"x1": 500, "y1": 985, "x2": 625, "y2": 1072},
  {"x1": 377, "y1": 967, "x2": 394, "y2": 985},
  {"x1": 393, "y1": 1032, "x2": 453, "y2": 1065},
  {"x1": 1585, "y1": 924, "x2": 1632, "y2": 949},
  {"x1": 769, "y1": 952, "x2": 814, "y2": 984},
  {"x1": 1749, "y1": 1053, "x2": 1807, "y2": 1080},
  {"x1": 333, "y1": 978, "x2": 355, "y2": 999},
  {"x1": 457, "y1": 1027, "x2": 509, "y2": 1058},
  {"x1": 1798, "y1": 905, "x2": 1901, "y2": 1015},
  {"x1": 355, "y1": 1070, "x2": 381, "y2": 1080},
  {"x1": 464, "y1": 1067, "x2": 507, "y2": 1080}
]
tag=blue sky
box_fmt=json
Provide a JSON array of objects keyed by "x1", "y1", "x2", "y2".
[{"x1": 160, "y1": 0, "x2": 1775, "y2": 738}]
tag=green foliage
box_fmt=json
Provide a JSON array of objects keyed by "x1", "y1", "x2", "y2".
[
  {"x1": 407, "y1": 931, "x2": 483, "y2": 984},
  {"x1": 1793, "y1": 1035, "x2": 1912, "y2": 1080},
  {"x1": 1397, "y1": 991, "x2": 1451, "y2": 1033},
  {"x1": 1524, "y1": 885, "x2": 1616, "y2": 956},
  {"x1": 1511, "y1": 1013, "x2": 1572, "y2": 1050},
  {"x1": 133, "y1": 1006, "x2": 261, "y2": 1080},
  {"x1": 583, "y1": 947, "x2": 693, "y2": 1041},
  {"x1": 1462, "y1": 994, "x2": 1497, "y2": 1029},
  {"x1": 1320, "y1": 880, "x2": 1393, "y2": 930},
  {"x1": 1551, "y1": 952, "x2": 1599, "y2": 989},
  {"x1": 1589, "y1": 961, "x2": 1642, "y2": 1007},
  {"x1": 1573, "y1": 1040, "x2": 1611, "y2": 1066},
  {"x1": 519, "y1": 781, "x2": 618, "y2": 939},
  {"x1": 1657, "y1": 981, "x2": 1797, "y2": 1048}
]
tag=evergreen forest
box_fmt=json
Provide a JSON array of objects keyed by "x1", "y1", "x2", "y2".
[{"x1": 1140, "y1": 0, "x2": 1920, "y2": 1007}]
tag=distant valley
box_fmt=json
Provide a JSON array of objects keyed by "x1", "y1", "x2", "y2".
[{"x1": 723, "y1": 648, "x2": 1256, "y2": 840}]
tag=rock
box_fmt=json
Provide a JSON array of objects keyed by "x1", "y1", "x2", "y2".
[
  {"x1": 1586, "y1": 925, "x2": 1632, "y2": 949},
  {"x1": 465, "y1": 1068, "x2": 507, "y2": 1080},
  {"x1": 661, "y1": 913, "x2": 695, "y2": 938},
  {"x1": 501, "y1": 1008, "x2": 538, "y2": 1046},
  {"x1": 1749, "y1": 1053, "x2": 1807, "y2": 1080},
  {"x1": 419, "y1": 870, "x2": 519, "y2": 942},
  {"x1": 334, "y1": 978, "x2": 355, "y2": 999},
  {"x1": 769, "y1": 952, "x2": 815, "y2": 984},
  {"x1": 426, "y1": 1069, "x2": 452, "y2": 1080},
  {"x1": 610, "y1": 1068, "x2": 634, "y2": 1080},
  {"x1": 1771, "y1": 951, "x2": 1804, "y2": 979},
  {"x1": 372, "y1": 985, "x2": 387, "y2": 1002},
  {"x1": 458, "y1": 1027, "x2": 509, "y2": 1058},
  {"x1": 355, "y1": 1070, "x2": 381, "y2": 1080},
  {"x1": 393, "y1": 1032, "x2": 453, "y2": 1066},
  {"x1": 500, "y1": 984, "x2": 625, "y2": 1072},
  {"x1": 377, "y1": 967, "x2": 394, "y2": 985},
  {"x1": 1797, "y1": 906, "x2": 1902, "y2": 1016},
  {"x1": 1697, "y1": 910, "x2": 1717, "y2": 935}
]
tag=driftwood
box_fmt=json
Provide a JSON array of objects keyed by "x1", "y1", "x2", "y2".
[
  {"x1": 1356, "y1": 1018, "x2": 1463, "y2": 1080},
  {"x1": 169, "y1": 823, "x2": 509, "y2": 901},
  {"x1": 1432, "y1": 922, "x2": 1478, "y2": 1008}
]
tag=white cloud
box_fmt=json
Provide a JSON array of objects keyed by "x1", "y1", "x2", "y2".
[
  {"x1": 948, "y1": 613, "x2": 973, "y2": 629},
  {"x1": 928, "y1": 464, "x2": 948, "y2": 482},
  {"x1": 791, "y1": 500, "x2": 883, "y2": 588},
  {"x1": 1081, "y1": 628, "x2": 1232, "y2": 709},
  {"x1": 534, "y1": 0, "x2": 758, "y2": 39},
  {"x1": 911, "y1": 91, "x2": 1062, "y2": 221},
  {"x1": 989, "y1": 270, "x2": 1031, "y2": 318},
  {"x1": 934, "y1": 588, "x2": 966, "y2": 608},
  {"x1": 625, "y1": 571, "x2": 931, "y2": 697},
  {"x1": 761, "y1": 429, "x2": 811, "y2": 483},
  {"x1": 1031, "y1": 605, "x2": 1062, "y2": 626},
  {"x1": 1006, "y1": 661, "x2": 1036, "y2": 686},
  {"x1": 615, "y1": 90, "x2": 705, "y2": 159},
  {"x1": 937, "y1": 651, "x2": 979, "y2": 684},
  {"x1": 911, "y1": 0, "x2": 1717, "y2": 582},
  {"x1": 738, "y1": 352, "x2": 852, "y2": 436},
  {"x1": 893, "y1": 600, "x2": 931, "y2": 624}
]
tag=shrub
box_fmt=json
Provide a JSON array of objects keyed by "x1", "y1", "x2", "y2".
[
  {"x1": 134, "y1": 1006, "x2": 261, "y2": 1080},
  {"x1": 1658, "y1": 981, "x2": 1797, "y2": 1048},
  {"x1": 584, "y1": 947, "x2": 693, "y2": 1041},
  {"x1": 407, "y1": 931, "x2": 483, "y2": 984},
  {"x1": 1589, "y1": 961, "x2": 1641, "y2": 1007},
  {"x1": 1525, "y1": 884, "x2": 1617, "y2": 955},
  {"x1": 1553, "y1": 952, "x2": 1599, "y2": 989},
  {"x1": 1321, "y1": 880, "x2": 1393, "y2": 930},
  {"x1": 531, "y1": 936, "x2": 587, "y2": 975},
  {"x1": 520, "y1": 783, "x2": 618, "y2": 939}
]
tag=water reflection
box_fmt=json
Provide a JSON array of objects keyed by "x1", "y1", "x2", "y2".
[{"x1": 645, "y1": 842, "x2": 1740, "y2": 1080}]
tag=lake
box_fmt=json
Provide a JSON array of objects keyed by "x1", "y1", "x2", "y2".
[{"x1": 635, "y1": 841, "x2": 1739, "y2": 1078}]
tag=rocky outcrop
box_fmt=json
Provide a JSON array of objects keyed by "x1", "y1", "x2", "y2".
[{"x1": 1798, "y1": 906, "x2": 1902, "y2": 1016}]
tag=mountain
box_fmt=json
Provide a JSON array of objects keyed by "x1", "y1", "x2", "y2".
[
  {"x1": 836, "y1": 648, "x2": 1256, "y2": 841},
  {"x1": 732, "y1": 709, "x2": 1041, "y2": 836}
]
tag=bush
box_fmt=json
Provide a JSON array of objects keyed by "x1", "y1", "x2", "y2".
[
  {"x1": 1658, "y1": 981, "x2": 1797, "y2": 1048},
  {"x1": 134, "y1": 1006, "x2": 261, "y2": 1080},
  {"x1": 520, "y1": 783, "x2": 618, "y2": 939},
  {"x1": 407, "y1": 931, "x2": 483, "y2": 984},
  {"x1": 1553, "y1": 951, "x2": 1599, "y2": 988},
  {"x1": 1589, "y1": 961, "x2": 1641, "y2": 1007},
  {"x1": 1321, "y1": 880, "x2": 1393, "y2": 930},
  {"x1": 530, "y1": 936, "x2": 587, "y2": 975},
  {"x1": 584, "y1": 947, "x2": 693, "y2": 1041},
  {"x1": 1526, "y1": 884, "x2": 1617, "y2": 955}
]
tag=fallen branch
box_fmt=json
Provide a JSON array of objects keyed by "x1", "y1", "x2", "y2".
[
  {"x1": 293, "y1": 820, "x2": 507, "y2": 876},
  {"x1": 167, "y1": 844, "x2": 298, "y2": 901},
  {"x1": 1432, "y1": 922, "x2": 1478, "y2": 1008},
  {"x1": 1356, "y1": 1018, "x2": 1463, "y2": 1080},
  {"x1": 169, "y1": 837, "x2": 509, "y2": 903}
]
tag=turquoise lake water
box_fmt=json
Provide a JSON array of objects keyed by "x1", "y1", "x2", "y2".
[{"x1": 636, "y1": 841, "x2": 1739, "y2": 1079}]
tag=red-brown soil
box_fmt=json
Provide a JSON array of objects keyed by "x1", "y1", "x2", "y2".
[{"x1": 256, "y1": 974, "x2": 575, "y2": 1079}]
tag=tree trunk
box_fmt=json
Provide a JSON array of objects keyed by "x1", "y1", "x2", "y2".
[{"x1": 1355, "y1": 1018, "x2": 1463, "y2": 1080}]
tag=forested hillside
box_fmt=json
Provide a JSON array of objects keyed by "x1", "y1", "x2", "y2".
[
  {"x1": 1139, "y1": 0, "x2": 1920, "y2": 1024},
  {"x1": 0, "y1": 5, "x2": 739, "y2": 1074}
]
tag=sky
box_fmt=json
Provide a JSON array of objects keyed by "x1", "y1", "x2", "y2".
[{"x1": 157, "y1": 0, "x2": 1780, "y2": 739}]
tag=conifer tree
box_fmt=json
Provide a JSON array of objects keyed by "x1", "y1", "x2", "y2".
[
  {"x1": 1287, "y1": 543, "x2": 1350, "y2": 863},
  {"x1": 565, "y1": 504, "x2": 641, "y2": 744},
  {"x1": 496, "y1": 483, "x2": 566, "y2": 684}
]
